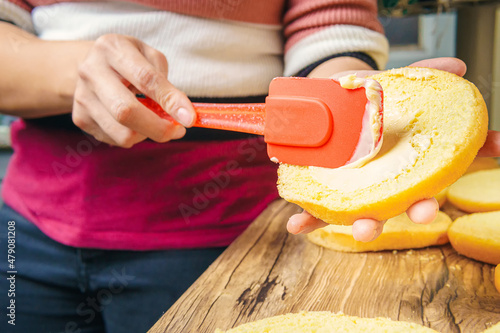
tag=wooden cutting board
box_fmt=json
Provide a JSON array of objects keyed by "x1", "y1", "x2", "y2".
[{"x1": 148, "y1": 200, "x2": 500, "y2": 333}]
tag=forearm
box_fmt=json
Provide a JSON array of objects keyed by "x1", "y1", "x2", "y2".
[
  {"x1": 0, "y1": 22, "x2": 93, "y2": 118},
  {"x1": 306, "y1": 57, "x2": 374, "y2": 78}
]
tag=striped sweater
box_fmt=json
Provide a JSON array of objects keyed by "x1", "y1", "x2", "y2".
[
  {"x1": 0, "y1": 0, "x2": 388, "y2": 250},
  {"x1": 1, "y1": 0, "x2": 388, "y2": 96}
]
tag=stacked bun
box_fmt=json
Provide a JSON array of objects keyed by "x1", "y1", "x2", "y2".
[{"x1": 307, "y1": 212, "x2": 451, "y2": 252}]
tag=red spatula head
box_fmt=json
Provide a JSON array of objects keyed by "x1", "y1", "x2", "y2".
[
  {"x1": 264, "y1": 77, "x2": 383, "y2": 168},
  {"x1": 138, "y1": 76, "x2": 382, "y2": 169}
]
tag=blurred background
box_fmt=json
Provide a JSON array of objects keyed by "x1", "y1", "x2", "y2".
[{"x1": 381, "y1": 0, "x2": 499, "y2": 131}]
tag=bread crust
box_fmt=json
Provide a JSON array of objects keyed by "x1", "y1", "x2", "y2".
[
  {"x1": 447, "y1": 169, "x2": 500, "y2": 213},
  {"x1": 448, "y1": 211, "x2": 500, "y2": 265}
]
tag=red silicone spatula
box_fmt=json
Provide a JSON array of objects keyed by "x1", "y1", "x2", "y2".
[{"x1": 138, "y1": 77, "x2": 383, "y2": 168}]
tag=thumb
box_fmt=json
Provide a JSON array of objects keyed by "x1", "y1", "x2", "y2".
[
  {"x1": 156, "y1": 85, "x2": 196, "y2": 127},
  {"x1": 409, "y1": 57, "x2": 467, "y2": 77},
  {"x1": 138, "y1": 42, "x2": 196, "y2": 127}
]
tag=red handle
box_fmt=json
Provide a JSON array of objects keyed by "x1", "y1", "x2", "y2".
[{"x1": 138, "y1": 95, "x2": 266, "y2": 136}]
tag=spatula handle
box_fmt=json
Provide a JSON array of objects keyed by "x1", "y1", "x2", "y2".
[
  {"x1": 137, "y1": 95, "x2": 266, "y2": 135},
  {"x1": 193, "y1": 103, "x2": 266, "y2": 135}
]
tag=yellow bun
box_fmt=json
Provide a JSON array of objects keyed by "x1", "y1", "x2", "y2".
[
  {"x1": 447, "y1": 169, "x2": 500, "y2": 213},
  {"x1": 496, "y1": 264, "x2": 500, "y2": 295},
  {"x1": 448, "y1": 211, "x2": 500, "y2": 265},
  {"x1": 278, "y1": 67, "x2": 488, "y2": 225},
  {"x1": 439, "y1": 158, "x2": 498, "y2": 209},
  {"x1": 307, "y1": 211, "x2": 451, "y2": 252},
  {"x1": 215, "y1": 311, "x2": 438, "y2": 333}
]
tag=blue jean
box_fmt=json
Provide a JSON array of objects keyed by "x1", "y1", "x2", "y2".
[{"x1": 0, "y1": 204, "x2": 225, "y2": 333}]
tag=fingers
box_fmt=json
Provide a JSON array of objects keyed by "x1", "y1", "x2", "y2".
[
  {"x1": 287, "y1": 211, "x2": 328, "y2": 234},
  {"x1": 350, "y1": 198, "x2": 438, "y2": 242},
  {"x1": 406, "y1": 198, "x2": 439, "y2": 224},
  {"x1": 330, "y1": 57, "x2": 467, "y2": 83},
  {"x1": 96, "y1": 35, "x2": 195, "y2": 127},
  {"x1": 73, "y1": 82, "x2": 186, "y2": 147},
  {"x1": 73, "y1": 88, "x2": 144, "y2": 147},
  {"x1": 477, "y1": 130, "x2": 500, "y2": 158},
  {"x1": 83, "y1": 66, "x2": 185, "y2": 142},
  {"x1": 72, "y1": 102, "x2": 121, "y2": 146},
  {"x1": 73, "y1": 34, "x2": 194, "y2": 147},
  {"x1": 330, "y1": 58, "x2": 467, "y2": 83},
  {"x1": 287, "y1": 211, "x2": 385, "y2": 242},
  {"x1": 409, "y1": 57, "x2": 467, "y2": 77},
  {"x1": 352, "y1": 218, "x2": 385, "y2": 242},
  {"x1": 288, "y1": 197, "x2": 439, "y2": 242}
]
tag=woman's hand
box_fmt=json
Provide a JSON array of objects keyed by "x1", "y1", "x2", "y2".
[
  {"x1": 287, "y1": 57, "x2": 499, "y2": 241},
  {"x1": 287, "y1": 198, "x2": 439, "y2": 241},
  {"x1": 72, "y1": 34, "x2": 196, "y2": 147}
]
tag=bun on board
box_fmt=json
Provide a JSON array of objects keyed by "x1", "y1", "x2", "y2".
[
  {"x1": 307, "y1": 211, "x2": 451, "y2": 252},
  {"x1": 447, "y1": 168, "x2": 500, "y2": 213},
  {"x1": 448, "y1": 211, "x2": 500, "y2": 265},
  {"x1": 215, "y1": 311, "x2": 439, "y2": 333}
]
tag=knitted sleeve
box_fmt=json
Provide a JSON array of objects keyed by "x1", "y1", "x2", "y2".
[
  {"x1": 1, "y1": 0, "x2": 390, "y2": 78},
  {"x1": 0, "y1": 0, "x2": 34, "y2": 32},
  {"x1": 283, "y1": 0, "x2": 389, "y2": 75}
]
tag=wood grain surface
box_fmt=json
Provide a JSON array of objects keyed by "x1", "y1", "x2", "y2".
[{"x1": 148, "y1": 200, "x2": 500, "y2": 333}]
